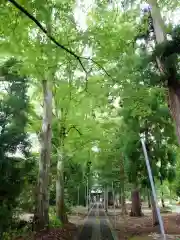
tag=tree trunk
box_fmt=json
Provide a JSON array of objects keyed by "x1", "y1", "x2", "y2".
[
  {"x1": 169, "y1": 184, "x2": 172, "y2": 204},
  {"x1": 121, "y1": 184, "x2": 127, "y2": 215},
  {"x1": 148, "y1": 0, "x2": 180, "y2": 144},
  {"x1": 160, "y1": 180, "x2": 165, "y2": 208},
  {"x1": 34, "y1": 80, "x2": 52, "y2": 230},
  {"x1": 147, "y1": 189, "x2": 151, "y2": 208},
  {"x1": 108, "y1": 191, "x2": 113, "y2": 206},
  {"x1": 104, "y1": 186, "x2": 108, "y2": 212},
  {"x1": 130, "y1": 187, "x2": 143, "y2": 217},
  {"x1": 168, "y1": 86, "x2": 180, "y2": 144},
  {"x1": 120, "y1": 155, "x2": 127, "y2": 214},
  {"x1": 56, "y1": 151, "x2": 68, "y2": 224},
  {"x1": 119, "y1": 188, "x2": 122, "y2": 204},
  {"x1": 151, "y1": 195, "x2": 159, "y2": 226},
  {"x1": 161, "y1": 186, "x2": 165, "y2": 208},
  {"x1": 161, "y1": 196, "x2": 165, "y2": 208}
]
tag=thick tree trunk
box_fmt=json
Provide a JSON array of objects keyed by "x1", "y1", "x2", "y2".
[
  {"x1": 151, "y1": 195, "x2": 159, "y2": 226},
  {"x1": 34, "y1": 80, "x2": 52, "y2": 230},
  {"x1": 56, "y1": 151, "x2": 68, "y2": 224},
  {"x1": 148, "y1": 0, "x2": 180, "y2": 144},
  {"x1": 130, "y1": 187, "x2": 143, "y2": 217},
  {"x1": 168, "y1": 86, "x2": 180, "y2": 144}
]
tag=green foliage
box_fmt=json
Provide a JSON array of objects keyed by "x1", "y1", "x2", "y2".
[
  {"x1": 151, "y1": 25, "x2": 180, "y2": 85},
  {"x1": 0, "y1": 59, "x2": 30, "y2": 236},
  {"x1": 49, "y1": 207, "x2": 62, "y2": 228},
  {"x1": 49, "y1": 216, "x2": 62, "y2": 228},
  {"x1": 18, "y1": 154, "x2": 38, "y2": 212},
  {"x1": 0, "y1": 0, "x2": 180, "y2": 233},
  {"x1": 172, "y1": 150, "x2": 180, "y2": 197}
]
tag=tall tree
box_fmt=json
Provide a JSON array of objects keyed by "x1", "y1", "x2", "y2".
[
  {"x1": 146, "y1": 0, "x2": 180, "y2": 144},
  {"x1": 0, "y1": 59, "x2": 30, "y2": 237}
]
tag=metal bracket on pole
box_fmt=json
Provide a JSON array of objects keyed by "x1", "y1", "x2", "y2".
[{"x1": 140, "y1": 135, "x2": 166, "y2": 240}]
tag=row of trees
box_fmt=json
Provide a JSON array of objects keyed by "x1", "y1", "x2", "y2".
[
  {"x1": 0, "y1": 0, "x2": 180, "y2": 236},
  {"x1": 90, "y1": 0, "x2": 180, "y2": 225}
]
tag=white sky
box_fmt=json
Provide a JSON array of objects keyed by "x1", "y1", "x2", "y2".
[{"x1": 74, "y1": 0, "x2": 94, "y2": 31}]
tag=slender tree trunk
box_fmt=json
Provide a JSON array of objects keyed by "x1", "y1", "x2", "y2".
[
  {"x1": 84, "y1": 184, "x2": 87, "y2": 207},
  {"x1": 169, "y1": 184, "x2": 172, "y2": 204},
  {"x1": 56, "y1": 150, "x2": 68, "y2": 224},
  {"x1": 121, "y1": 184, "x2": 127, "y2": 215},
  {"x1": 120, "y1": 155, "x2": 127, "y2": 214},
  {"x1": 160, "y1": 180, "x2": 165, "y2": 208},
  {"x1": 148, "y1": 0, "x2": 180, "y2": 144},
  {"x1": 147, "y1": 189, "x2": 151, "y2": 208},
  {"x1": 104, "y1": 186, "x2": 108, "y2": 212},
  {"x1": 108, "y1": 191, "x2": 113, "y2": 206},
  {"x1": 130, "y1": 185, "x2": 143, "y2": 217},
  {"x1": 119, "y1": 188, "x2": 122, "y2": 204},
  {"x1": 34, "y1": 80, "x2": 52, "y2": 230},
  {"x1": 161, "y1": 196, "x2": 165, "y2": 208}
]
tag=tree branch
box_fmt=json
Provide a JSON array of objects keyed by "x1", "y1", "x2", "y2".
[
  {"x1": 85, "y1": 57, "x2": 113, "y2": 80},
  {"x1": 8, "y1": 0, "x2": 87, "y2": 73},
  {"x1": 66, "y1": 125, "x2": 82, "y2": 136},
  {"x1": 8, "y1": 0, "x2": 114, "y2": 83}
]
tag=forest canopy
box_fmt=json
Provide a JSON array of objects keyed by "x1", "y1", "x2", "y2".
[{"x1": 0, "y1": 0, "x2": 180, "y2": 239}]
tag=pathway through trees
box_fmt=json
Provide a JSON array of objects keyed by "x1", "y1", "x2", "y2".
[{"x1": 76, "y1": 202, "x2": 117, "y2": 240}]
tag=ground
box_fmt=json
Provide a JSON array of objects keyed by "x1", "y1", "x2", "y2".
[
  {"x1": 14, "y1": 203, "x2": 180, "y2": 240},
  {"x1": 14, "y1": 222, "x2": 77, "y2": 240},
  {"x1": 70, "y1": 203, "x2": 180, "y2": 239},
  {"x1": 107, "y1": 204, "x2": 180, "y2": 239}
]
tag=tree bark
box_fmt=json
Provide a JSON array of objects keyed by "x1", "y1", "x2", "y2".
[
  {"x1": 161, "y1": 196, "x2": 165, "y2": 208},
  {"x1": 148, "y1": 0, "x2": 180, "y2": 144},
  {"x1": 160, "y1": 179, "x2": 165, "y2": 208},
  {"x1": 168, "y1": 86, "x2": 180, "y2": 144},
  {"x1": 151, "y1": 195, "x2": 159, "y2": 226},
  {"x1": 169, "y1": 184, "x2": 172, "y2": 204},
  {"x1": 147, "y1": 189, "x2": 151, "y2": 208},
  {"x1": 120, "y1": 155, "x2": 127, "y2": 214},
  {"x1": 161, "y1": 187, "x2": 165, "y2": 208},
  {"x1": 104, "y1": 186, "x2": 108, "y2": 212},
  {"x1": 56, "y1": 151, "x2": 68, "y2": 224},
  {"x1": 34, "y1": 80, "x2": 52, "y2": 230},
  {"x1": 130, "y1": 186, "x2": 143, "y2": 217},
  {"x1": 121, "y1": 184, "x2": 127, "y2": 215},
  {"x1": 119, "y1": 188, "x2": 122, "y2": 204},
  {"x1": 108, "y1": 191, "x2": 113, "y2": 206}
]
